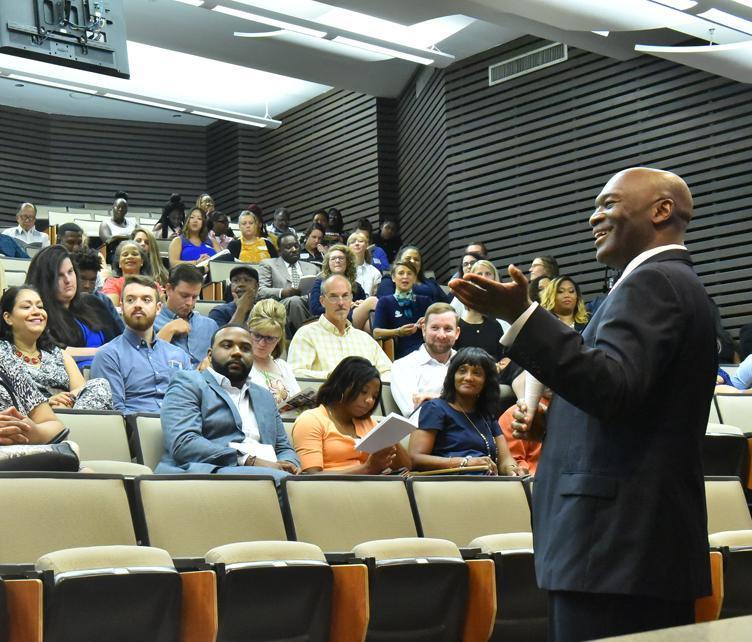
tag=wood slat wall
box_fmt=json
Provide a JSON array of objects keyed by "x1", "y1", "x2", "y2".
[{"x1": 396, "y1": 37, "x2": 752, "y2": 338}]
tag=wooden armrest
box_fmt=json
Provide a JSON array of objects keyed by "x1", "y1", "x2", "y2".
[
  {"x1": 179, "y1": 570, "x2": 218, "y2": 642},
  {"x1": 410, "y1": 465, "x2": 490, "y2": 476},
  {"x1": 463, "y1": 558, "x2": 496, "y2": 642},
  {"x1": 330, "y1": 564, "x2": 369, "y2": 642},
  {"x1": 6, "y1": 578, "x2": 43, "y2": 642},
  {"x1": 695, "y1": 550, "x2": 724, "y2": 623}
]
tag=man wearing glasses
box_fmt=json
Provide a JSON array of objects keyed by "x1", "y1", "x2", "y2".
[
  {"x1": 2, "y1": 202, "x2": 49, "y2": 249},
  {"x1": 288, "y1": 274, "x2": 392, "y2": 380}
]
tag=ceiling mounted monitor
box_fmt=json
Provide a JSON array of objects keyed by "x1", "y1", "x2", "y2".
[{"x1": 0, "y1": 0, "x2": 129, "y2": 78}]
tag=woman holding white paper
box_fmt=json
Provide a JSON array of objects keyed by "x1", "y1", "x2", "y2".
[
  {"x1": 410, "y1": 347, "x2": 519, "y2": 475},
  {"x1": 292, "y1": 357, "x2": 411, "y2": 474}
]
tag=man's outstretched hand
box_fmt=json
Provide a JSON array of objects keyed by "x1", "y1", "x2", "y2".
[{"x1": 449, "y1": 264, "x2": 532, "y2": 323}]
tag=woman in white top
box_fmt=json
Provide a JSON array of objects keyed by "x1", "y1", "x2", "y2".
[
  {"x1": 99, "y1": 197, "x2": 137, "y2": 244},
  {"x1": 247, "y1": 299, "x2": 300, "y2": 406},
  {"x1": 347, "y1": 231, "x2": 382, "y2": 295}
]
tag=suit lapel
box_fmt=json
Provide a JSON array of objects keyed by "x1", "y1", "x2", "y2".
[
  {"x1": 275, "y1": 257, "x2": 292, "y2": 288},
  {"x1": 201, "y1": 370, "x2": 243, "y2": 429}
]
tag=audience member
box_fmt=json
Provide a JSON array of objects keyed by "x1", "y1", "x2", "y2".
[
  {"x1": 0, "y1": 233, "x2": 30, "y2": 258},
  {"x1": 99, "y1": 196, "x2": 136, "y2": 244},
  {"x1": 208, "y1": 265, "x2": 259, "y2": 327},
  {"x1": 91, "y1": 276, "x2": 191, "y2": 414},
  {"x1": 101, "y1": 240, "x2": 151, "y2": 307},
  {"x1": 410, "y1": 347, "x2": 518, "y2": 475},
  {"x1": 353, "y1": 218, "x2": 389, "y2": 271},
  {"x1": 448, "y1": 243, "x2": 489, "y2": 280},
  {"x1": 288, "y1": 275, "x2": 392, "y2": 379},
  {"x1": 528, "y1": 275, "x2": 552, "y2": 304},
  {"x1": 248, "y1": 300, "x2": 301, "y2": 406},
  {"x1": 539, "y1": 275, "x2": 589, "y2": 331},
  {"x1": 0, "y1": 286, "x2": 112, "y2": 410},
  {"x1": 157, "y1": 324, "x2": 300, "y2": 481},
  {"x1": 298, "y1": 223, "x2": 325, "y2": 266},
  {"x1": 132, "y1": 227, "x2": 169, "y2": 286},
  {"x1": 347, "y1": 231, "x2": 382, "y2": 295},
  {"x1": 326, "y1": 207, "x2": 346, "y2": 243},
  {"x1": 227, "y1": 210, "x2": 277, "y2": 262},
  {"x1": 716, "y1": 353, "x2": 752, "y2": 393},
  {"x1": 498, "y1": 397, "x2": 545, "y2": 475},
  {"x1": 373, "y1": 261, "x2": 431, "y2": 359},
  {"x1": 3, "y1": 203, "x2": 49, "y2": 248},
  {"x1": 153, "y1": 193, "x2": 186, "y2": 239},
  {"x1": 56, "y1": 223, "x2": 85, "y2": 253},
  {"x1": 311, "y1": 209, "x2": 329, "y2": 230},
  {"x1": 308, "y1": 245, "x2": 377, "y2": 331},
  {"x1": 70, "y1": 248, "x2": 125, "y2": 333},
  {"x1": 26, "y1": 245, "x2": 121, "y2": 369},
  {"x1": 450, "y1": 251, "x2": 486, "y2": 316},
  {"x1": 376, "y1": 245, "x2": 448, "y2": 303},
  {"x1": 155, "y1": 264, "x2": 218, "y2": 367},
  {"x1": 529, "y1": 255, "x2": 559, "y2": 280},
  {"x1": 168, "y1": 207, "x2": 219, "y2": 267},
  {"x1": 207, "y1": 211, "x2": 234, "y2": 250},
  {"x1": 257, "y1": 232, "x2": 317, "y2": 335},
  {"x1": 391, "y1": 302, "x2": 460, "y2": 417},
  {"x1": 269, "y1": 206, "x2": 297, "y2": 240},
  {"x1": 196, "y1": 192, "x2": 215, "y2": 217},
  {"x1": 372, "y1": 219, "x2": 401, "y2": 263},
  {"x1": 293, "y1": 357, "x2": 410, "y2": 473}
]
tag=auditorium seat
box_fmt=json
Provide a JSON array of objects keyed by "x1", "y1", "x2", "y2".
[
  {"x1": 193, "y1": 300, "x2": 223, "y2": 316},
  {"x1": 715, "y1": 394, "x2": 752, "y2": 432},
  {"x1": 81, "y1": 461, "x2": 152, "y2": 476},
  {"x1": 126, "y1": 413, "x2": 165, "y2": 471},
  {"x1": 707, "y1": 531, "x2": 752, "y2": 620},
  {"x1": 704, "y1": 477, "x2": 752, "y2": 535},
  {"x1": 379, "y1": 382, "x2": 401, "y2": 416},
  {"x1": 408, "y1": 477, "x2": 545, "y2": 642},
  {"x1": 708, "y1": 398, "x2": 721, "y2": 424},
  {"x1": 5, "y1": 271, "x2": 26, "y2": 288},
  {"x1": 703, "y1": 424, "x2": 749, "y2": 480},
  {"x1": 54, "y1": 410, "x2": 131, "y2": 463},
  {"x1": 48, "y1": 211, "x2": 85, "y2": 226},
  {"x1": 0, "y1": 257, "x2": 30, "y2": 276}
]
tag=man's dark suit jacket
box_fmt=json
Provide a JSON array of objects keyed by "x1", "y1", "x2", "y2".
[{"x1": 509, "y1": 249, "x2": 716, "y2": 600}]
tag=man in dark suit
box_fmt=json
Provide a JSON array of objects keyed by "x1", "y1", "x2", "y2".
[{"x1": 451, "y1": 168, "x2": 717, "y2": 641}]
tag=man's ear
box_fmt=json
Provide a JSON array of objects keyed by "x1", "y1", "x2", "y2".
[{"x1": 652, "y1": 198, "x2": 674, "y2": 225}]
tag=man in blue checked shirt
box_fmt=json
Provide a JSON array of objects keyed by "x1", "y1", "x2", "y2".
[{"x1": 91, "y1": 276, "x2": 191, "y2": 414}]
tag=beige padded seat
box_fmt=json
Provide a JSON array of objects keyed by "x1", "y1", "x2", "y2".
[
  {"x1": 206, "y1": 541, "x2": 327, "y2": 565},
  {"x1": 283, "y1": 478, "x2": 417, "y2": 552},
  {"x1": 705, "y1": 478, "x2": 752, "y2": 534},
  {"x1": 82, "y1": 461, "x2": 152, "y2": 475},
  {"x1": 131, "y1": 414, "x2": 164, "y2": 471},
  {"x1": 194, "y1": 300, "x2": 223, "y2": 316},
  {"x1": 708, "y1": 530, "x2": 752, "y2": 547},
  {"x1": 715, "y1": 395, "x2": 752, "y2": 432},
  {"x1": 708, "y1": 400, "x2": 721, "y2": 424},
  {"x1": 135, "y1": 476, "x2": 286, "y2": 558},
  {"x1": 470, "y1": 532, "x2": 534, "y2": 554},
  {"x1": 0, "y1": 474, "x2": 136, "y2": 564},
  {"x1": 54, "y1": 410, "x2": 131, "y2": 462},
  {"x1": 379, "y1": 383, "x2": 400, "y2": 416},
  {"x1": 409, "y1": 478, "x2": 532, "y2": 546},
  {"x1": 706, "y1": 423, "x2": 745, "y2": 435},
  {"x1": 352, "y1": 537, "x2": 462, "y2": 562},
  {"x1": 36, "y1": 545, "x2": 174, "y2": 574}
]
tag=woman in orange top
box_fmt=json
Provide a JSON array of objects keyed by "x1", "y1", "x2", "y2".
[
  {"x1": 228, "y1": 210, "x2": 277, "y2": 263},
  {"x1": 292, "y1": 356, "x2": 411, "y2": 474}
]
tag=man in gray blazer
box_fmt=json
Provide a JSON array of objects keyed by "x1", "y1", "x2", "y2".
[
  {"x1": 157, "y1": 325, "x2": 300, "y2": 483},
  {"x1": 257, "y1": 232, "x2": 319, "y2": 334}
]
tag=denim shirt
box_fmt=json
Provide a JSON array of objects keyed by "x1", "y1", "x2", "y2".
[{"x1": 154, "y1": 305, "x2": 218, "y2": 367}]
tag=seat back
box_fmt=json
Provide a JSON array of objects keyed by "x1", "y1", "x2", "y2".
[
  {"x1": 379, "y1": 382, "x2": 401, "y2": 416},
  {"x1": 705, "y1": 478, "x2": 752, "y2": 534},
  {"x1": 0, "y1": 473, "x2": 137, "y2": 564},
  {"x1": 209, "y1": 260, "x2": 248, "y2": 284},
  {"x1": 55, "y1": 410, "x2": 131, "y2": 462},
  {"x1": 408, "y1": 477, "x2": 532, "y2": 546},
  {"x1": 702, "y1": 429, "x2": 749, "y2": 480},
  {"x1": 194, "y1": 300, "x2": 223, "y2": 317},
  {"x1": 129, "y1": 414, "x2": 165, "y2": 471},
  {"x1": 283, "y1": 476, "x2": 417, "y2": 552},
  {"x1": 134, "y1": 475, "x2": 287, "y2": 558},
  {"x1": 708, "y1": 398, "x2": 721, "y2": 424},
  {"x1": 715, "y1": 395, "x2": 752, "y2": 432}
]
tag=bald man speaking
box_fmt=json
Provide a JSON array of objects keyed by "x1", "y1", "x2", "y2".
[{"x1": 452, "y1": 168, "x2": 717, "y2": 641}]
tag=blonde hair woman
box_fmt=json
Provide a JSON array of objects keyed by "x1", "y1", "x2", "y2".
[
  {"x1": 247, "y1": 300, "x2": 301, "y2": 406},
  {"x1": 228, "y1": 210, "x2": 277, "y2": 263},
  {"x1": 347, "y1": 231, "x2": 382, "y2": 296},
  {"x1": 539, "y1": 275, "x2": 589, "y2": 330},
  {"x1": 131, "y1": 227, "x2": 169, "y2": 286}
]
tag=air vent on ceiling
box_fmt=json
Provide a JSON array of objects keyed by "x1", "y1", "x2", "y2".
[{"x1": 488, "y1": 42, "x2": 568, "y2": 86}]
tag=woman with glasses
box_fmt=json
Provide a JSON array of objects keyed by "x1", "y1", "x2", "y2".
[
  {"x1": 308, "y1": 244, "x2": 377, "y2": 331},
  {"x1": 247, "y1": 300, "x2": 300, "y2": 406}
]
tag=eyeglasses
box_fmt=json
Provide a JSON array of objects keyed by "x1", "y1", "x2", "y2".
[
  {"x1": 249, "y1": 331, "x2": 280, "y2": 344},
  {"x1": 462, "y1": 261, "x2": 476, "y2": 268},
  {"x1": 329, "y1": 256, "x2": 346, "y2": 262},
  {"x1": 325, "y1": 293, "x2": 353, "y2": 302}
]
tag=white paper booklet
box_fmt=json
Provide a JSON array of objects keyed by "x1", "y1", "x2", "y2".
[
  {"x1": 296, "y1": 274, "x2": 317, "y2": 295},
  {"x1": 356, "y1": 412, "x2": 416, "y2": 454},
  {"x1": 277, "y1": 387, "x2": 317, "y2": 413},
  {"x1": 196, "y1": 248, "x2": 232, "y2": 267}
]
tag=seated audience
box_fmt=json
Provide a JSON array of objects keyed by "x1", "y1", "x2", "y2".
[
  {"x1": 326, "y1": 207, "x2": 346, "y2": 244},
  {"x1": 540, "y1": 275, "x2": 589, "y2": 331},
  {"x1": 391, "y1": 303, "x2": 460, "y2": 416},
  {"x1": 449, "y1": 243, "x2": 488, "y2": 280},
  {"x1": 450, "y1": 251, "x2": 485, "y2": 316},
  {"x1": 69, "y1": 248, "x2": 125, "y2": 333},
  {"x1": 376, "y1": 245, "x2": 448, "y2": 303},
  {"x1": 56, "y1": 222, "x2": 85, "y2": 253},
  {"x1": 257, "y1": 233, "x2": 317, "y2": 335},
  {"x1": 91, "y1": 276, "x2": 191, "y2": 414},
  {"x1": 352, "y1": 218, "x2": 389, "y2": 271},
  {"x1": 410, "y1": 347, "x2": 518, "y2": 475},
  {"x1": 293, "y1": 357, "x2": 410, "y2": 473},
  {"x1": 373, "y1": 261, "x2": 431, "y2": 359},
  {"x1": 3, "y1": 202, "x2": 49, "y2": 248},
  {"x1": 498, "y1": 397, "x2": 546, "y2": 475},
  {"x1": 27, "y1": 246, "x2": 121, "y2": 369},
  {"x1": 207, "y1": 211, "x2": 234, "y2": 250},
  {"x1": 298, "y1": 223, "x2": 325, "y2": 266},
  {"x1": 716, "y1": 354, "x2": 752, "y2": 393},
  {"x1": 227, "y1": 210, "x2": 277, "y2": 263},
  {"x1": 529, "y1": 255, "x2": 559, "y2": 280},
  {"x1": 132, "y1": 227, "x2": 169, "y2": 286},
  {"x1": 0, "y1": 286, "x2": 112, "y2": 410},
  {"x1": 348, "y1": 231, "x2": 382, "y2": 295},
  {"x1": 196, "y1": 192, "x2": 215, "y2": 217},
  {"x1": 248, "y1": 300, "x2": 301, "y2": 405},
  {"x1": 312, "y1": 209, "x2": 329, "y2": 230},
  {"x1": 168, "y1": 207, "x2": 219, "y2": 267},
  {"x1": 528, "y1": 275, "x2": 552, "y2": 303},
  {"x1": 155, "y1": 264, "x2": 218, "y2": 367},
  {"x1": 157, "y1": 324, "x2": 300, "y2": 482},
  {"x1": 153, "y1": 193, "x2": 186, "y2": 239},
  {"x1": 268, "y1": 206, "x2": 297, "y2": 241},
  {"x1": 99, "y1": 196, "x2": 136, "y2": 244},
  {"x1": 371, "y1": 219, "x2": 401, "y2": 263},
  {"x1": 288, "y1": 275, "x2": 392, "y2": 379},
  {"x1": 101, "y1": 240, "x2": 151, "y2": 307},
  {"x1": 208, "y1": 265, "x2": 259, "y2": 327}
]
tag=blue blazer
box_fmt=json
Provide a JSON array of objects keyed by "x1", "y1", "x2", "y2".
[{"x1": 157, "y1": 369, "x2": 299, "y2": 473}]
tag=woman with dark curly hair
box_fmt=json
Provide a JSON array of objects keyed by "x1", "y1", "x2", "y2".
[
  {"x1": 292, "y1": 356, "x2": 411, "y2": 474},
  {"x1": 153, "y1": 193, "x2": 186, "y2": 239},
  {"x1": 410, "y1": 347, "x2": 519, "y2": 475},
  {"x1": 101, "y1": 240, "x2": 151, "y2": 307}
]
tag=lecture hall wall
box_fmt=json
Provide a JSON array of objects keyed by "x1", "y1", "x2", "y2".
[{"x1": 0, "y1": 35, "x2": 749, "y2": 336}]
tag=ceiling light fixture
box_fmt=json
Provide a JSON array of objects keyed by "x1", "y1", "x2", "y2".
[
  {"x1": 191, "y1": 110, "x2": 268, "y2": 127},
  {"x1": 173, "y1": 0, "x2": 205, "y2": 6},
  {"x1": 211, "y1": 6, "x2": 327, "y2": 39},
  {"x1": 650, "y1": 0, "x2": 697, "y2": 9},
  {"x1": 729, "y1": 0, "x2": 752, "y2": 8},
  {"x1": 699, "y1": 8, "x2": 752, "y2": 34},
  {"x1": 330, "y1": 36, "x2": 435, "y2": 65},
  {"x1": 6, "y1": 73, "x2": 97, "y2": 94},
  {"x1": 103, "y1": 93, "x2": 187, "y2": 111}
]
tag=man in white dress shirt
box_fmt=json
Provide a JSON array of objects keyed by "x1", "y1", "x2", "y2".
[
  {"x1": 2, "y1": 203, "x2": 50, "y2": 247},
  {"x1": 390, "y1": 302, "x2": 460, "y2": 416}
]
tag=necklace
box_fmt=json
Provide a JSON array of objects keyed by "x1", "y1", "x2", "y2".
[
  {"x1": 14, "y1": 346, "x2": 42, "y2": 365},
  {"x1": 458, "y1": 405, "x2": 495, "y2": 459}
]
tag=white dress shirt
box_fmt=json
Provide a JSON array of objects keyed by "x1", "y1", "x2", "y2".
[
  {"x1": 356, "y1": 262, "x2": 382, "y2": 296},
  {"x1": 2, "y1": 226, "x2": 50, "y2": 247},
  {"x1": 390, "y1": 345, "x2": 456, "y2": 417}
]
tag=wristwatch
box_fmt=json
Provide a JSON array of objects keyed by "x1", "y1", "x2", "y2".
[{"x1": 459, "y1": 456, "x2": 470, "y2": 468}]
